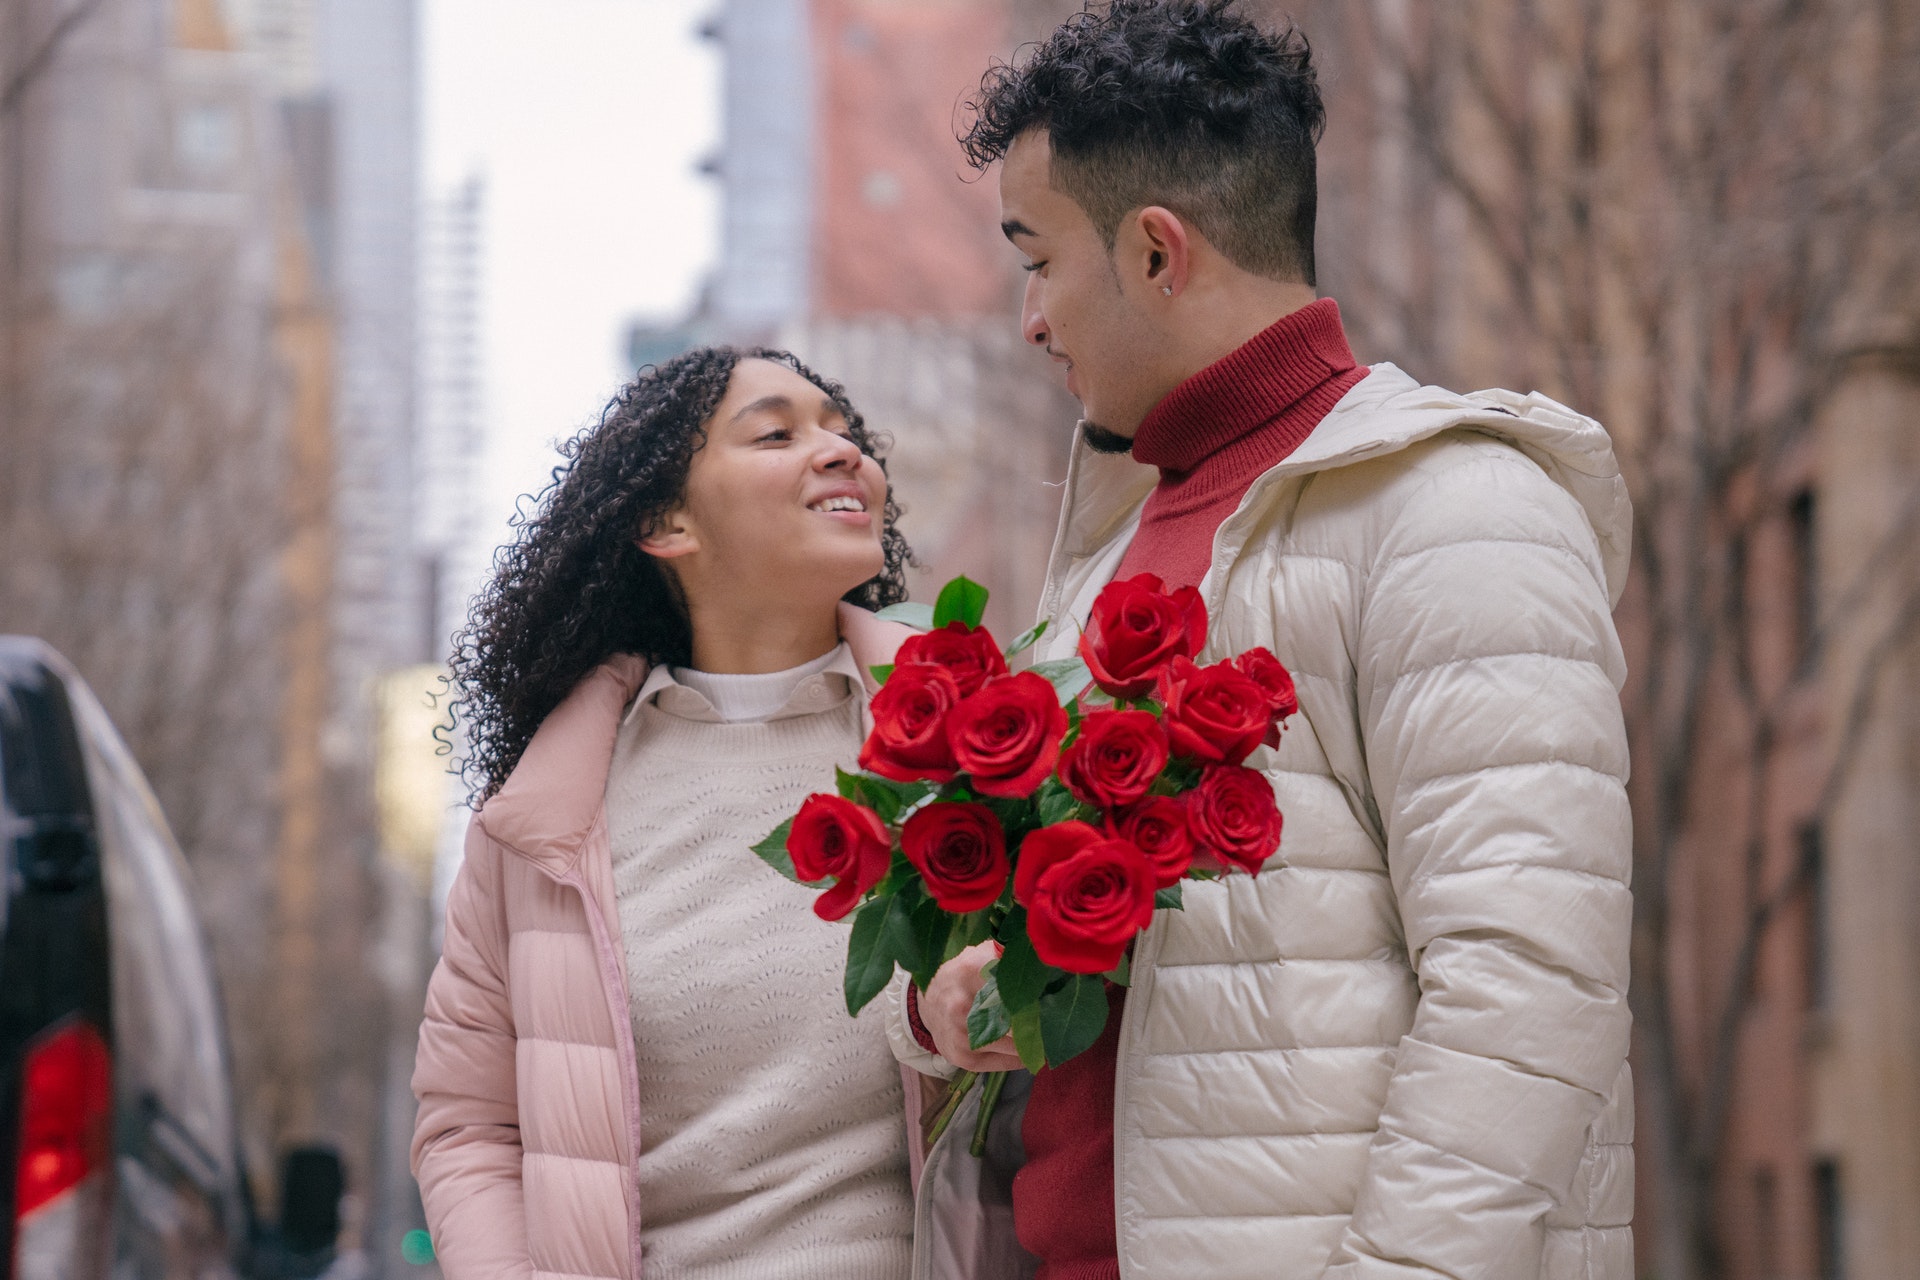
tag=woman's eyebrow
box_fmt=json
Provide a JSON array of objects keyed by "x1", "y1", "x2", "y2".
[
  {"x1": 726, "y1": 394, "x2": 795, "y2": 425},
  {"x1": 726, "y1": 394, "x2": 841, "y2": 427}
]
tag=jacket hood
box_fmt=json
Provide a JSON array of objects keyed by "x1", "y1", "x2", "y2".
[
  {"x1": 1057, "y1": 362, "x2": 1634, "y2": 607},
  {"x1": 476, "y1": 601, "x2": 918, "y2": 878}
]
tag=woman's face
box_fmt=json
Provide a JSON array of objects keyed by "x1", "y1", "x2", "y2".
[{"x1": 641, "y1": 358, "x2": 888, "y2": 614}]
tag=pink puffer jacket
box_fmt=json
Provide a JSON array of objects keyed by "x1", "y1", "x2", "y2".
[{"x1": 411, "y1": 604, "x2": 914, "y2": 1280}]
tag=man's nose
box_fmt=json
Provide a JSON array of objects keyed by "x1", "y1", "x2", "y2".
[{"x1": 1021, "y1": 273, "x2": 1049, "y2": 348}]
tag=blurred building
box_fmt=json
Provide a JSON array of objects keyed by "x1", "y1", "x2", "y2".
[
  {"x1": 0, "y1": 0, "x2": 441, "y2": 1273},
  {"x1": 417, "y1": 173, "x2": 486, "y2": 665},
  {"x1": 697, "y1": 0, "x2": 1081, "y2": 636}
]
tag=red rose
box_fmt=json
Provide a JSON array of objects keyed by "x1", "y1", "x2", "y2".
[
  {"x1": 1078, "y1": 573, "x2": 1207, "y2": 699},
  {"x1": 860, "y1": 663, "x2": 962, "y2": 782},
  {"x1": 1188, "y1": 765, "x2": 1282, "y2": 875},
  {"x1": 1156, "y1": 657, "x2": 1270, "y2": 765},
  {"x1": 1058, "y1": 709, "x2": 1169, "y2": 810},
  {"x1": 1014, "y1": 819, "x2": 1102, "y2": 905},
  {"x1": 1232, "y1": 647, "x2": 1298, "y2": 746},
  {"x1": 896, "y1": 622, "x2": 1009, "y2": 697},
  {"x1": 901, "y1": 802, "x2": 1009, "y2": 913},
  {"x1": 1107, "y1": 796, "x2": 1194, "y2": 888},
  {"x1": 787, "y1": 794, "x2": 893, "y2": 920},
  {"x1": 947, "y1": 672, "x2": 1067, "y2": 798},
  {"x1": 1024, "y1": 837, "x2": 1159, "y2": 974}
]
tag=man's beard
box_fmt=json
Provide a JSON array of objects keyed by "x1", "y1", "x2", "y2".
[{"x1": 1081, "y1": 422, "x2": 1135, "y2": 455}]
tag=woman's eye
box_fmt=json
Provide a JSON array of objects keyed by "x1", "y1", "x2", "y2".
[
  {"x1": 1021, "y1": 260, "x2": 1047, "y2": 274},
  {"x1": 755, "y1": 427, "x2": 793, "y2": 443}
]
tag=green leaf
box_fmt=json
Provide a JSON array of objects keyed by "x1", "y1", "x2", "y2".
[
  {"x1": 1104, "y1": 952, "x2": 1131, "y2": 987},
  {"x1": 835, "y1": 767, "x2": 932, "y2": 825},
  {"x1": 941, "y1": 914, "x2": 979, "y2": 965},
  {"x1": 993, "y1": 922, "x2": 1049, "y2": 1011},
  {"x1": 890, "y1": 889, "x2": 954, "y2": 992},
  {"x1": 874, "y1": 601, "x2": 936, "y2": 629},
  {"x1": 1154, "y1": 883, "x2": 1185, "y2": 911},
  {"x1": 983, "y1": 795, "x2": 1038, "y2": 841},
  {"x1": 1035, "y1": 777, "x2": 1088, "y2": 827},
  {"x1": 869, "y1": 663, "x2": 895, "y2": 685},
  {"x1": 1003, "y1": 618, "x2": 1049, "y2": 661},
  {"x1": 752, "y1": 819, "x2": 826, "y2": 885},
  {"x1": 1038, "y1": 973, "x2": 1111, "y2": 1065},
  {"x1": 967, "y1": 963, "x2": 1012, "y2": 1049},
  {"x1": 933, "y1": 576, "x2": 990, "y2": 630},
  {"x1": 844, "y1": 897, "x2": 898, "y2": 1015},
  {"x1": 961, "y1": 906, "x2": 999, "y2": 948},
  {"x1": 1029, "y1": 656, "x2": 1093, "y2": 706},
  {"x1": 1010, "y1": 1002, "x2": 1046, "y2": 1072}
]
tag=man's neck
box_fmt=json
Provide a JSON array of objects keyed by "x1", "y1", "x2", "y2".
[
  {"x1": 1105, "y1": 281, "x2": 1320, "y2": 443},
  {"x1": 1159, "y1": 281, "x2": 1320, "y2": 395}
]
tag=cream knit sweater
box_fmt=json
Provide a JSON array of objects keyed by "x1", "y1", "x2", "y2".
[{"x1": 605, "y1": 646, "x2": 913, "y2": 1280}]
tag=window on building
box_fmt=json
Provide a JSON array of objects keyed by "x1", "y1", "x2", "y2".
[
  {"x1": 1788, "y1": 487, "x2": 1818, "y2": 671},
  {"x1": 1802, "y1": 823, "x2": 1831, "y2": 1012},
  {"x1": 1814, "y1": 1159, "x2": 1844, "y2": 1280},
  {"x1": 1752, "y1": 1166, "x2": 1779, "y2": 1279}
]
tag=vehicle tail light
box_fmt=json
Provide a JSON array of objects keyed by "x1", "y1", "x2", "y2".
[{"x1": 13, "y1": 1020, "x2": 112, "y2": 1280}]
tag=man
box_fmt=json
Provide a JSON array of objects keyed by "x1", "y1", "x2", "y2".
[{"x1": 889, "y1": 3, "x2": 1635, "y2": 1278}]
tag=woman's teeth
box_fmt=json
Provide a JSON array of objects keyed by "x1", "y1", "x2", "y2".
[{"x1": 810, "y1": 496, "x2": 867, "y2": 513}]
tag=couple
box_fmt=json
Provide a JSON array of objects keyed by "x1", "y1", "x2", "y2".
[{"x1": 410, "y1": 4, "x2": 1634, "y2": 1279}]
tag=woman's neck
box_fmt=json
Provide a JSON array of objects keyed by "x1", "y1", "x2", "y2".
[{"x1": 684, "y1": 599, "x2": 842, "y2": 675}]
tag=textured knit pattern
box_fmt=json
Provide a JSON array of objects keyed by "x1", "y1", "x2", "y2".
[
  {"x1": 412, "y1": 604, "x2": 918, "y2": 1280},
  {"x1": 1115, "y1": 297, "x2": 1367, "y2": 590},
  {"x1": 606, "y1": 673, "x2": 914, "y2": 1280}
]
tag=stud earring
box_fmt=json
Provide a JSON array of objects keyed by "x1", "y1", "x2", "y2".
[{"x1": 1161, "y1": 285, "x2": 1173, "y2": 296}]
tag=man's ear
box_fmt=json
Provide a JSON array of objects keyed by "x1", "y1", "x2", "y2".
[
  {"x1": 637, "y1": 508, "x2": 698, "y2": 560},
  {"x1": 1132, "y1": 206, "x2": 1192, "y2": 298}
]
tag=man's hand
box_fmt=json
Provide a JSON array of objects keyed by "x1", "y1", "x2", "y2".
[{"x1": 922, "y1": 941, "x2": 1024, "y2": 1072}]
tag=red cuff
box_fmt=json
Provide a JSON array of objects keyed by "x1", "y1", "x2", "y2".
[{"x1": 905, "y1": 983, "x2": 939, "y2": 1054}]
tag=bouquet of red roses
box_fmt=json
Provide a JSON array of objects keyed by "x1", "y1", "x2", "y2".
[{"x1": 754, "y1": 573, "x2": 1296, "y2": 1142}]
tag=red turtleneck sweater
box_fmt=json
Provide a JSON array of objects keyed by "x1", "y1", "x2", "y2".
[{"x1": 1011, "y1": 298, "x2": 1366, "y2": 1279}]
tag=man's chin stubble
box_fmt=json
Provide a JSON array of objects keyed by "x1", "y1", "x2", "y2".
[{"x1": 1081, "y1": 422, "x2": 1135, "y2": 455}]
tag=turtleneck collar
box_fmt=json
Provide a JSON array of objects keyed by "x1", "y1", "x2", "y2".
[{"x1": 1130, "y1": 296, "x2": 1359, "y2": 475}]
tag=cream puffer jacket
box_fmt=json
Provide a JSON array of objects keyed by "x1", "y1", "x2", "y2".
[
  {"x1": 892, "y1": 363, "x2": 1635, "y2": 1280},
  {"x1": 411, "y1": 605, "x2": 915, "y2": 1280}
]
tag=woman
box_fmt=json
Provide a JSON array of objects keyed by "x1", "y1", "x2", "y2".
[{"x1": 411, "y1": 348, "x2": 923, "y2": 1280}]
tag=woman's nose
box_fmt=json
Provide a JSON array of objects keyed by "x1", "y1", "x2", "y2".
[{"x1": 815, "y1": 428, "x2": 864, "y2": 470}]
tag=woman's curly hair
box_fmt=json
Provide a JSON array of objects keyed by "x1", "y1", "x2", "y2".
[{"x1": 450, "y1": 346, "x2": 911, "y2": 804}]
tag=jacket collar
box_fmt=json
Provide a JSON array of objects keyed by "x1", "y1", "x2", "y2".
[
  {"x1": 1053, "y1": 362, "x2": 1632, "y2": 607},
  {"x1": 475, "y1": 601, "x2": 917, "y2": 878}
]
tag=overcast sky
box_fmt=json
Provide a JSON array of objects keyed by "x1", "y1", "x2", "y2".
[{"x1": 422, "y1": 0, "x2": 720, "y2": 555}]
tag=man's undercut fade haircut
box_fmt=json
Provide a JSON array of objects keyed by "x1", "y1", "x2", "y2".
[{"x1": 964, "y1": 0, "x2": 1325, "y2": 286}]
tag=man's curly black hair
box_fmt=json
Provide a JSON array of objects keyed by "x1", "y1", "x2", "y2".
[
  {"x1": 449, "y1": 346, "x2": 911, "y2": 804},
  {"x1": 963, "y1": 0, "x2": 1325, "y2": 285}
]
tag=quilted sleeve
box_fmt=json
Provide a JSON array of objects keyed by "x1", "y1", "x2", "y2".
[
  {"x1": 410, "y1": 820, "x2": 533, "y2": 1280},
  {"x1": 1323, "y1": 438, "x2": 1633, "y2": 1279},
  {"x1": 883, "y1": 969, "x2": 961, "y2": 1080}
]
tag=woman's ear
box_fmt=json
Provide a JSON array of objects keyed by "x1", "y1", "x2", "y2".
[{"x1": 637, "y1": 509, "x2": 698, "y2": 560}]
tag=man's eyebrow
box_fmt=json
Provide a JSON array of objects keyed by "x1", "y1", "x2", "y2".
[{"x1": 1001, "y1": 219, "x2": 1037, "y2": 243}]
